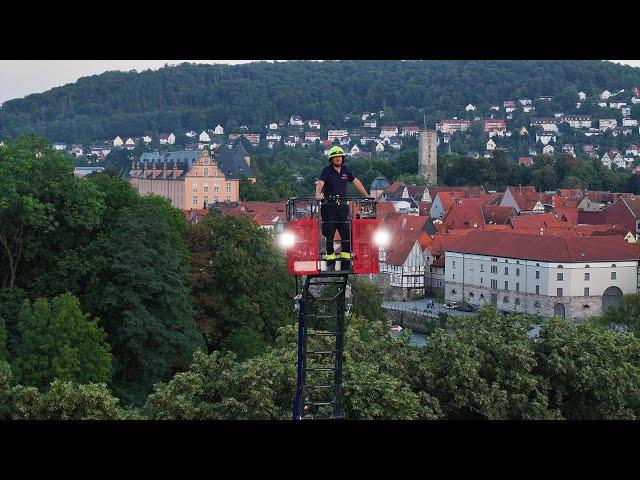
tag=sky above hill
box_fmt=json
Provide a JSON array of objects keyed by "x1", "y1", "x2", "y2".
[{"x1": 0, "y1": 60, "x2": 639, "y2": 106}]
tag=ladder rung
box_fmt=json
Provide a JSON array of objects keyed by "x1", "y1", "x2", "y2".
[
  {"x1": 304, "y1": 384, "x2": 334, "y2": 390},
  {"x1": 306, "y1": 331, "x2": 337, "y2": 336},
  {"x1": 307, "y1": 350, "x2": 340, "y2": 356},
  {"x1": 306, "y1": 367, "x2": 337, "y2": 372},
  {"x1": 300, "y1": 414, "x2": 344, "y2": 420},
  {"x1": 306, "y1": 314, "x2": 338, "y2": 320},
  {"x1": 305, "y1": 400, "x2": 337, "y2": 406}
]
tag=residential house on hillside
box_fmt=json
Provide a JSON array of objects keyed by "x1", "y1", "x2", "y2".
[
  {"x1": 308, "y1": 119, "x2": 321, "y2": 129},
  {"x1": 214, "y1": 125, "x2": 224, "y2": 135},
  {"x1": 543, "y1": 144, "x2": 555, "y2": 155},
  {"x1": 290, "y1": 115, "x2": 303, "y2": 126},
  {"x1": 364, "y1": 118, "x2": 377, "y2": 128},
  {"x1": 484, "y1": 119, "x2": 507, "y2": 137},
  {"x1": 601, "y1": 150, "x2": 624, "y2": 169},
  {"x1": 380, "y1": 125, "x2": 399, "y2": 138},
  {"x1": 199, "y1": 131, "x2": 211, "y2": 142},
  {"x1": 437, "y1": 119, "x2": 470, "y2": 134},
  {"x1": 599, "y1": 119, "x2": 618, "y2": 131},
  {"x1": 465, "y1": 103, "x2": 476, "y2": 111},
  {"x1": 159, "y1": 133, "x2": 176, "y2": 145},
  {"x1": 564, "y1": 115, "x2": 592, "y2": 129},
  {"x1": 113, "y1": 136, "x2": 123, "y2": 147},
  {"x1": 518, "y1": 156, "x2": 534, "y2": 166},
  {"x1": 401, "y1": 125, "x2": 419, "y2": 137}
]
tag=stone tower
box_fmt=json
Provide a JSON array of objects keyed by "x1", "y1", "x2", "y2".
[{"x1": 418, "y1": 129, "x2": 438, "y2": 187}]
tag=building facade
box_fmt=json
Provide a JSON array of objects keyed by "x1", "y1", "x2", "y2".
[
  {"x1": 444, "y1": 231, "x2": 638, "y2": 321},
  {"x1": 128, "y1": 145, "x2": 254, "y2": 210}
]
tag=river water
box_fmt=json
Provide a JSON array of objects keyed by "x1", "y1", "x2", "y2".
[{"x1": 393, "y1": 330, "x2": 428, "y2": 347}]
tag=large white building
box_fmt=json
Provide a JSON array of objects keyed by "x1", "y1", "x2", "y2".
[{"x1": 444, "y1": 231, "x2": 638, "y2": 321}]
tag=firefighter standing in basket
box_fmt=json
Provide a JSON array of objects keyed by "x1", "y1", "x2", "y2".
[{"x1": 314, "y1": 146, "x2": 370, "y2": 270}]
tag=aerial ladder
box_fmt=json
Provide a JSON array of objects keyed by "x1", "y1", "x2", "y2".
[{"x1": 279, "y1": 197, "x2": 388, "y2": 420}]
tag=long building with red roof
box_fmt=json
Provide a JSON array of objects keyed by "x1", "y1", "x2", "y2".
[{"x1": 443, "y1": 230, "x2": 639, "y2": 320}]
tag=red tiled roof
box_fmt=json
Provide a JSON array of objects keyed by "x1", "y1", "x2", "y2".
[
  {"x1": 446, "y1": 230, "x2": 639, "y2": 262},
  {"x1": 482, "y1": 205, "x2": 516, "y2": 224},
  {"x1": 442, "y1": 204, "x2": 484, "y2": 231}
]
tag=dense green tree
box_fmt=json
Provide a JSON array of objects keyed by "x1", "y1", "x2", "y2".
[
  {"x1": 0, "y1": 362, "x2": 138, "y2": 420},
  {"x1": 415, "y1": 306, "x2": 559, "y2": 419},
  {"x1": 350, "y1": 279, "x2": 387, "y2": 323},
  {"x1": 11, "y1": 293, "x2": 112, "y2": 390},
  {"x1": 535, "y1": 317, "x2": 640, "y2": 419},
  {"x1": 146, "y1": 317, "x2": 441, "y2": 420},
  {"x1": 185, "y1": 213, "x2": 293, "y2": 355},
  {"x1": 600, "y1": 293, "x2": 640, "y2": 338},
  {"x1": 0, "y1": 135, "x2": 104, "y2": 289},
  {"x1": 85, "y1": 195, "x2": 203, "y2": 405}
]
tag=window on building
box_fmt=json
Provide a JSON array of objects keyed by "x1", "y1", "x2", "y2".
[
  {"x1": 480, "y1": 277, "x2": 483, "y2": 284},
  {"x1": 204, "y1": 167, "x2": 209, "y2": 176},
  {"x1": 515, "y1": 298, "x2": 521, "y2": 305},
  {"x1": 226, "y1": 182, "x2": 231, "y2": 193},
  {"x1": 204, "y1": 184, "x2": 209, "y2": 192},
  {"x1": 192, "y1": 195, "x2": 198, "y2": 205},
  {"x1": 504, "y1": 281, "x2": 508, "y2": 290},
  {"x1": 516, "y1": 282, "x2": 520, "y2": 292},
  {"x1": 557, "y1": 273, "x2": 563, "y2": 281},
  {"x1": 611, "y1": 272, "x2": 617, "y2": 280},
  {"x1": 584, "y1": 272, "x2": 590, "y2": 281},
  {"x1": 452, "y1": 274, "x2": 455, "y2": 280},
  {"x1": 491, "y1": 279, "x2": 497, "y2": 289},
  {"x1": 491, "y1": 265, "x2": 497, "y2": 274},
  {"x1": 215, "y1": 185, "x2": 220, "y2": 192},
  {"x1": 516, "y1": 268, "x2": 520, "y2": 276},
  {"x1": 584, "y1": 287, "x2": 590, "y2": 296},
  {"x1": 192, "y1": 184, "x2": 198, "y2": 192},
  {"x1": 557, "y1": 287, "x2": 563, "y2": 297},
  {"x1": 480, "y1": 264, "x2": 484, "y2": 272},
  {"x1": 504, "y1": 267, "x2": 509, "y2": 275},
  {"x1": 452, "y1": 261, "x2": 456, "y2": 267},
  {"x1": 535, "y1": 270, "x2": 540, "y2": 279},
  {"x1": 536, "y1": 285, "x2": 540, "y2": 295}
]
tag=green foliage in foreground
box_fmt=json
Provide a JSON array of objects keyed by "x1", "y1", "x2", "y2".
[
  {"x1": 3, "y1": 304, "x2": 640, "y2": 420},
  {"x1": 0, "y1": 362, "x2": 140, "y2": 420},
  {"x1": 11, "y1": 293, "x2": 112, "y2": 390}
]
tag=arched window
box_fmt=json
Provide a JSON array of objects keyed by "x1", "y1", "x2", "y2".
[
  {"x1": 611, "y1": 264, "x2": 617, "y2": 268},
  {"x1": 503, "y1": 296, "x2": 509, "y2": 303},
  {"x1": 583, "y1": 305, "x2": 590, "y2": 310},
  {"x1": 515, "y1": 298, "x2": 521, "y2": 305},
  {"x1": 451, "y1": 290, "x2": 457, "y2": 295},
  {"x1": 558, "y1": 265, "x2": 563, "y2": 269},
  {"x1": 585, "y1": 265, "x2": 590, "y2": 268},
  {"x1": 469, "y1": 292, "x2": 475, "y2": 297}
]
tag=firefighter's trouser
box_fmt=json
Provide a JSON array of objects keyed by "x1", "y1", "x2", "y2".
[{"x1": 321, "y1": 202, "x2": 350, "y2": 257}]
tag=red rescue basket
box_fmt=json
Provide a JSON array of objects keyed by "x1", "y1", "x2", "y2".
[{"x1": 281, "y1": 197, "x2": 383, "y2": 276}]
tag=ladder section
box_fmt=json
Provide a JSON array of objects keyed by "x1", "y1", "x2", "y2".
[{"x1": 293, "y1": 273, "x2": 349, "y2": 420}]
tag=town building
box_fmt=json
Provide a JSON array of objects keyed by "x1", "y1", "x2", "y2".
[
  {"x1": 327, "y1": 129, "x2": 349, "y2": 141},
  {"x1": 444, "y1": 230, "x2": 638, "y2": 320},
  {"x1": 436, "y1": 119, "x2": 470, "y2": 134},
  {"x1": 127, "y1": 144, "x2": 254, "y2": 210}
]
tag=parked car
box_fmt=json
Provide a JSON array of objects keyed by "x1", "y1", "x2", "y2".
[
  {"x1": 444, "y1": 302, "x2": 458, "y2": 309},
  {"x1": 455, "y1": 304, "x2": 473, "y2": 312}
]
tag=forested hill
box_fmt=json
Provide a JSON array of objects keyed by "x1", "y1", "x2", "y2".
[{"x1": 3, "y1": 60, "x2": 640, "y2": 143}]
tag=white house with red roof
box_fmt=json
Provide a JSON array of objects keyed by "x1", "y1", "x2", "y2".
[
  {"x1": 380, "y1": 125, "x2": 399, "y2": 138},
  {"x1": 444, "y1": 230, "x2": 638, "y2": 320}
]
